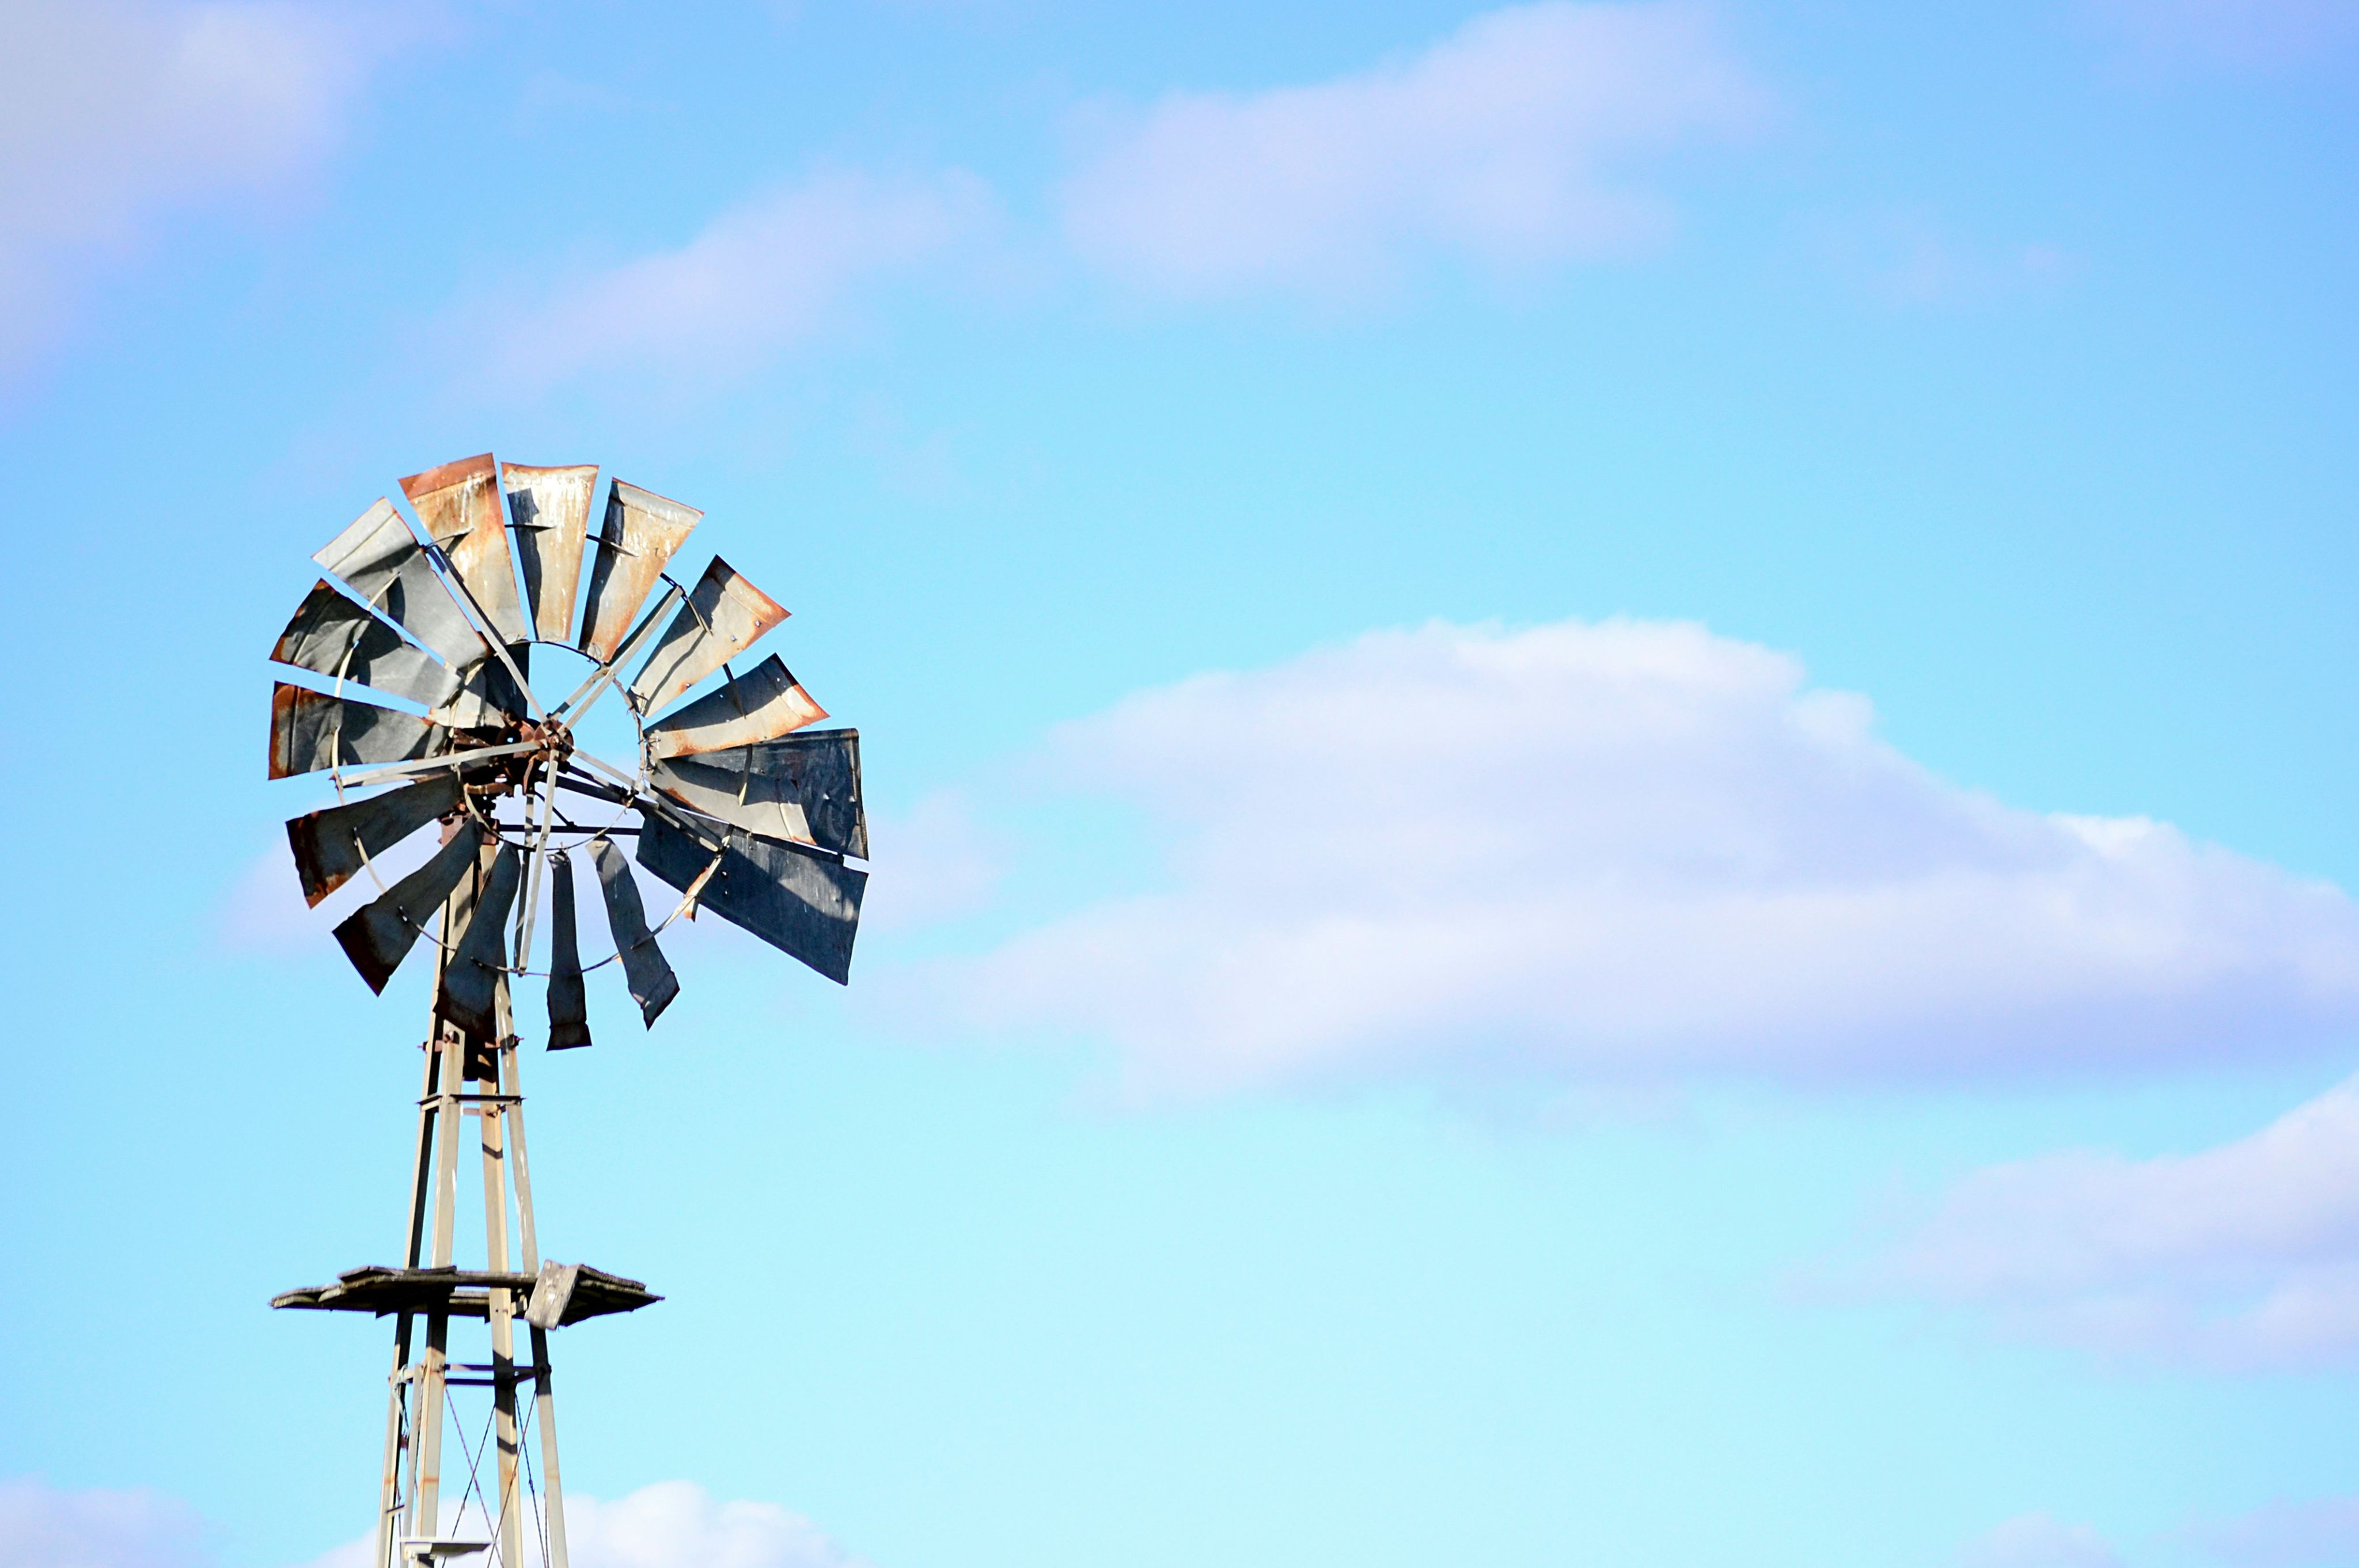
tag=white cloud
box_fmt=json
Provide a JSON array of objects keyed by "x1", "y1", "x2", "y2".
[
  {"x1": 0, "y1": 1, "x2": 407, "y2": 371},
  {"x1": 2190, "y1": 1493, "x2": 2359, "y2": 1566},
  {"x1": 0, "y1": 1476, "x2": 208, "y2": 1568},
  {"x1": 297, "y1": 1480, "x2": 866, "y2": 1568},
  {"x1": 1060, "y1": 1, "x2": 1766, "y2": 299},
  {"x1": 1877, "y1": 1077, "x2": 2359, "y2": 1369},
  {"x1": 927, "y1": 617, "x2": 2359, "y2": 1096},
  {"x1": 858, "y1": 790, "x2": 1006, "y2": 935},
  {"x1": 2088, "y1": 0, "x2": 2359, "y2": 68},
  {"x1": 480, "y1": 168, "x2": 994, "y2": 389},
  {"x1": 1959, "y1": 1513, "x2": 2123, "y2": 1568}
]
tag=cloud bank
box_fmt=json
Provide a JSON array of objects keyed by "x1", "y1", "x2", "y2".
[
  {"x1": 1878, "y1": 1077, "x2": 2359, "y2": 1369},
  {"x1": 0, "y1": 0, "x2": 405, "y2": 371},
  {"x1": 1061, "y1": 1, "x2": 1766, "y2": 298},
  {"x1": 1958, "y1": 1512, "x2": 2122, "y2": 1568},
  {"x1": 0, "y1": 1477, "x2": 207, "y2": 1568},
  {"x1": 931, "y1": 618, "x2": 2359, "y2": 1095}
]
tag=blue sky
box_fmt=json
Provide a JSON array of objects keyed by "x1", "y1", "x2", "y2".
[{"x1": 1, "y1": 3, "x2": 2356, "y2": 1566}]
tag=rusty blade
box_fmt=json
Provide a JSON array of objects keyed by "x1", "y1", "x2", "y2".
[
  {"x1": 438, "y1": 841, "x2": 521, "y2": 1039},
  {"x1": 578, "y1": 480, "x2": 700, "y2": 661},
  {"x1": 314, "y1": 499, "x2": 493, "y2": 675},
  {"x1": 332, "y1": 821, "x2": 487, "y2": 994},
  {"x1": 641, "y1": 655, "x2": 826, "y2": 761},
  {"x1": 650, "y1": 728, "x2": 866, "y2": 860},
  {"x1": 271, "y1": 580, "x2": 463, "y2": 712},
  {"x1": 270, "y1": 683, "x2": 455, "y2": 779},
  {"x1": 285, "y1": 774, "x2": 463, "y2": 908},
  {"x1": 429, "y1": 647, "x2": 532, "y2": 729},
  {"x1": 401, "y1": 453, "x2": 530, "y2": 646},
  {"x1": 589, "y1": 837, "x2": 678, "y2": 1026},
  {"x1": 637, "y1": 813, "x2": 864, "y2": 985},
  {"x1": 546, "y1": 851, "x2": 591, "y2": 1049},
  {"x1": 503, "y1": 462, "x2": 598, "y2": 643},
  {"x1": 626, "y1": 557, "x2": 789, "y2": 715}
]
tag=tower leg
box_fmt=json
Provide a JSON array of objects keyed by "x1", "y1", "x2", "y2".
[
  {"x1": 529, "y1": 1324, "x2": 569, "y2": 1568},
  {"x1": 478, "y1": 1042, "x2": 524, "y2": 1568}
]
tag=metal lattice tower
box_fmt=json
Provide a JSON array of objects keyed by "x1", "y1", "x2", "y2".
[{"x1": 264, "y1": 454, "x2": 868, "y2": 1566}]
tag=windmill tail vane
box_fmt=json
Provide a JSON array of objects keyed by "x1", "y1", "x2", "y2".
[{"x1": 266, "y1": 453, "x2": 868, "y2": 1567}]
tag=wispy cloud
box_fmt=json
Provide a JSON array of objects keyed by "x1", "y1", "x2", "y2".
[
  {"x1": 2087, "y1": 0, "x2": 2359, "y2": 70},
  {"x1": 476, "y1": 167, "x2": 995, "y2": 391},
  {"x1": 919, "y1": 618, "x2": 2359, "y2": 1097},
  {"x1": 1060, "y1": 1, "x2": 1768, "y2": 301},
  {"x1": 297, "y1": 1480, "x2": 868, "y2": 1568},
  {"x1": 1875, "y1": 1079, "x2": 2359, "y2": 1368},
  {"x1": 0, "y1": 0, "x2": 415, "y2": 374},
  {"x1": 2188, "y1": 1493, "x2": 2359, "y2": 1566},
  {"x1": 1957, "y1": 1512, "x2": 2123, "y2": 1568},
  {"x1": 0, "y1": 1475, "x2": 207, "y2": 1568}
]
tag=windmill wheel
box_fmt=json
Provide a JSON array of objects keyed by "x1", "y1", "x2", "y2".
[{"x1": 267, "y1": 453, "x2": 868, "y2": 1047}]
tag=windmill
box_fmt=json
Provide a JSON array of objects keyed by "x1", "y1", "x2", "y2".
[{"x1": 266, "y1": 454, "x2": 867, "y2": 1567}]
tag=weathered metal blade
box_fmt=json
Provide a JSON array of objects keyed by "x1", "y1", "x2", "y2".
[
  {"x1": 637, "y1": 813, "x2": 864, "y2": 985},
  {"x1": 649, "y1": 728, "x2": 866, "y2": 859},
  {"x1": 626, "y1": 557, "x2": 788, "y2": 715},
  {"x1": 438, "y1": 841, "x2": 522, "y2": 1039},
  {"x1": 270, "y1": 684, "x2": 455, "y2": 779},
  {"x1": 428, "y1": 646, "x2": 532, "y2": 729},
  {"x1": 546, "y1": 851, "x2": 591, "y2": 1049},
  {"x1": 578, "y1": 480, "x2": 700, "y2": 661},
  {"x1": 641, "y1": 655, "x2": 826, "y2": 761},
  {"x1": 401, "y1": 453, "x2": 530, "y2": 646},
  {"x1": 332, "y1": 822, "x2": 486, "y2": 994},
  {"x1": 503, "y1": 462, "x2": 598, "y2": 644},
  {"x1": 271, "y1": 580, "x2": 463, "y2": 711},
  {"x1": 285, "y1": 774, "x2": 463, "y2": 908},
  {"x1": 313, "y1": 499, "x2": 493, "y2": 676},
  {"x1": 589, "y1": 837, "x2": 679, "y2": 1026}
]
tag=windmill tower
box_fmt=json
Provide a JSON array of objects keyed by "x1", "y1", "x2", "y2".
[{"x1": 264, "y1": 454, "x2": 868, "y2": 1566}]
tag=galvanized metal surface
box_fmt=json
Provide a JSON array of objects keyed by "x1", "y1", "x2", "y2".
[
  {"x1": 626, "y1": 557, "x2": 788, "y2": 715},
  {"x1": 641, "y1": 654, "x2": 827, "y2": 760},
  {"x1": 544, "y1": 853, "x2": 591, "y2": 1049},
  {"x1": 333, "y1": 822, "x2": 487, "y2": 993},
  {"x1": 401, "y1": 453, "x2": 531, "y2": 647},
  {"x1": 438, "y1": 843, "x2": 522, "y2": 1041},
  {"x1": 589, "y1": 837, "x2": 679, "y2": 1026},
  {"x1": 272, "y1": 580, "x2": 465, "y2": 712},
  {"x1": 271, "y1": 683, "x2": 453, "y2": 779},
  {"x1": 649, "y1": 727, "x2": 866, "y2": 859},
  {"x1": 502, "y1": 463, "x2": 598, "y2": 644},
  {"x1": 578, "y1": 481, "x2": 700, "y2": 662},
  {"x1": 286, "y1": 774, "x2": 464, "y2": 908},
  {"x1": 313, "y1": 499, "x2": 493, "y2": 675},
  {"x1": 636, "y1": 814, "x2": 865, "y2": 984}
]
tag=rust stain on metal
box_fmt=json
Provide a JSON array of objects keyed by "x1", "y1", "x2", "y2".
[
  {"x1": 403, "y1": 453, "x2": 531, "y2": 646},
  {"x1": 627, "y1": 557, "x2": 790, "y2": 715},
  {"x1": 578, "y1": 480, "x2": 700, "y2": 663},
  {"x1": 286, "y1": 773, "x2": 464, "y2": 907},
  {"x1": 271, "y1": 682, "x2": 454, "y2": 779},
  {"x1": 642, "y1": 655, "x2": 826, "y2": 760},
  {"x1": 503, "y1": 462, "x2": 598, "y2": 643}
]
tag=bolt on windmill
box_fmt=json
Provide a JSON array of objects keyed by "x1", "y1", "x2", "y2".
[{"x1": 264, "y1": 454, "x2": 868, "y2": 1567}]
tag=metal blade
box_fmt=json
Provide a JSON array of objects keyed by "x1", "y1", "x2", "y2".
[
  {"x1": 271, "y1": 580, "x2": 463, "y2": 711},
  {"x1": 546, "y1": 851, "x2": 591, "y2": 1049},
  {"x1": 438, "y1": 841, "x2": 522, "y2": 1039},
  {"x1": 589, "y1": 837, "x2": 679, "y2": 1026},
  {"x1": 401, "y1": 454, "x2": 530, "y2": 646},
  {"x1": 626, "y1": 557, "x2": 788, "y2": 715},
  {"x1": 636, "y1": 813, "x2": 864, "y2": 985},
  {"x1": 332, "y1": 822, "x2": 487, "y2": 994},
  {"x1": 313, "y1": 499, "x2": 494, "y2": 677},
  {"x1": 641, "y1": 655, "x2": 826, "y2": 761},
  {"x1": 285, "y1": 774, "x2": 463, "y2": 908},
  {"x1": 578, "y1": 480, "x2": 700, "y2": 661},
  {"x1": 429, "y1": 647, "x2": 532, "y2": 729},
  {"x1": 503, "y1": 462, "x2": 598, "y2": 643},
  {"x1": 270, "y1": 684, "x2": 454, "y2": 779},
  {"x1": 649, "y1": 728, "x2": 865, "y2": 859}
]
